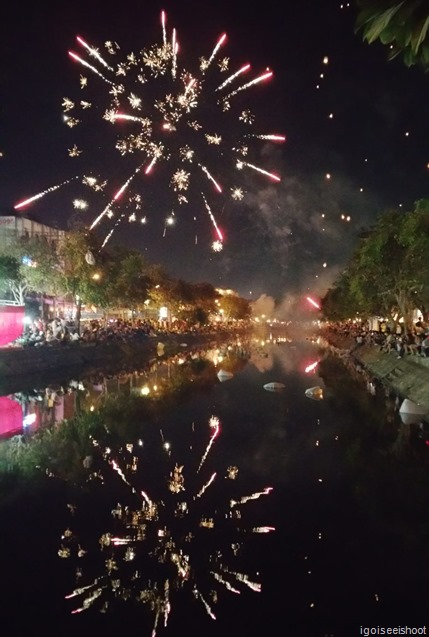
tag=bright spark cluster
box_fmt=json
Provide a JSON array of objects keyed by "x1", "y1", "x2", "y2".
[{"x1": 14, "y1": 12, "x2": 284, "y2": 252}]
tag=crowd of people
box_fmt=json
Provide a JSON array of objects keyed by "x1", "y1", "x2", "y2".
[
  {"x1": 16, "y1": 315, "x2": 241, "y2": 348},
  {"x1": 326, "y1": 320, "x2": 429, "y2": 359}
]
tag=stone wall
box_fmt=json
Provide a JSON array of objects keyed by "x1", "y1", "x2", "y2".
[
  {"x1": 353, "y1": 345, "x2": 429, "y2": 410},
  {"x1": 320, "y1": 330, "x2": 429, "y2": 411}
]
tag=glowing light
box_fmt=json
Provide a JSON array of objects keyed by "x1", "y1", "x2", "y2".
[
  {"x1": 68, "y1": 50, "x2": 113, "y2": 84},
  {"x1": 212, "y1": 240, "x2": 223, "y2": 252},
  {"x1": 305, "y1": 361, "x2": 319, "y2": 373},
  {"x1": 73, "y1": 198, "x2": 87, "y2": 209},
  {"x1": 231, "y1": 487, "x2": 273, "y2": 507},
  {"x1": 216, "y1": 63, "x2": 251, "y2": 91},
  {"x1": 200, "y1": 165, "x2": 222, "y2": 192},
  {"x1": 198, "y1": 416, "x2": 220, "y2": 472},
  {"x1": 14, "y1": 178, "x2": 77, "y2": 209},
  {"x1": 207, "y1": 33, "x2": 227, "y2": 68},
  {"x1": 76, "y1": 35, "x2": 114, "y2": 71},
  {"x1": 250, "y1": 134, "x2": 286, "y2": 142},
  {"x1": 202, "y1": 195, "x2": 223, "y2": 242},
  {"x1": 306, "y1": 296, "x2": 321, "y2": 310},
  {"x1": 19, "y1": 12, "x2": 283, "y2": 249},
  {"x1": 224, "y1": 70, "x2": 273, "y2": 99},
  {"x1": 196, "y1": 472, "x2": 217, "y2": 499},
  {"x1": 59, "y1": 417, "x2": 272, "y2": 626},
  {"x1": 236, "y1": 161, "x2": 280, "y2": 182}
]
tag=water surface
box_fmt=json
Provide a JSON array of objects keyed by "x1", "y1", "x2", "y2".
[{"x1": 1, "y1": 333, "x2": 428, "y2": 636}]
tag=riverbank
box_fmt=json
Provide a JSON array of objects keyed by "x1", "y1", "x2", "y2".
[
  {"x1": 320, "y1": 329, "x2": 429, "y2": 412},
  {"x1": 0, "y1": 330, "x2": 246, "y2": 395}
]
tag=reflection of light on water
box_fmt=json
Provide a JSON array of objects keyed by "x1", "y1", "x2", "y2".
[
  {"x1": 230, "y1": 487, "x2": 273, "y2": 507},
  {"x1": 198, "y1": 415, "x2": 220, "y2": 472},
  {"x1": 59, "y1": 416, "x2": 273, "y2": 633},
  {"x1": 23, "y1": 413, "x2": 37, "y2": 427},
  {"x1": 304, "y1": 361, "x2": 319, "y2": 374},
  {"x1": 5, "y1": 339, "x2": 250, "y2": 441}
]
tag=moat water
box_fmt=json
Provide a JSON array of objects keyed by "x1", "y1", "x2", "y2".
[{"x1": 0, "y1": 332, "x2": 428, "y2": 636}]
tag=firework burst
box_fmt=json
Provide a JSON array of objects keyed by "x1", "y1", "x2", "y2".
[
  {"x1": 15, "y1": 12, "x2": 284, "y2": 251},
  {"x1": 58, "y1": 417, "x2": 273, "y2": 634}
]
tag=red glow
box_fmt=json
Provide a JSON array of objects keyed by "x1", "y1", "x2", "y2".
[
  {"x1": 145, "y1": 157, "x2": 157, "y2": 174},
  {"x1": 306, "y1": 296, "x2": 321, "y2": 310},
  {"x1": 258, "y1": 70, "x2": 273, "y2": 83},
  {"x1": 114, "y1": 184, "x2": 127, "y2": 200},
  {"x1": 305, "y1": 361, "x2": 319, "y2": 373},
  {"x1": 68, "y1": 51, "x2": 80, "y2": 62},
  {"x1": 15, "y1": 195, "x2": 38, "y2": 209},
  {"x1": 0, "y1": 396, "x2": 23, "y2": 438},
  {"x1": 217, "y1": 33, "x2": 227, "y2": 47},
  {"x1": 0, "y1": 305, "x2": 24, "y2": 346}
]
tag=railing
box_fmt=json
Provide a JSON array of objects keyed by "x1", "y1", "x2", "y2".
[{"x1": 0, "y1": 299, "x2": 23, "y2": 306}]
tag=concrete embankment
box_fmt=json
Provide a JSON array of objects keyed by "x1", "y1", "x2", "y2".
[
  {"x1": 0, "y1": 331, "x2": 241, "y2": 395},
  {"x1": 321, "y1": 331, "x2": 429, "y2": 412}
]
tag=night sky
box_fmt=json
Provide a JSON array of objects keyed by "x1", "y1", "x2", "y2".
[{"x1": 2, "y1": 0, "x2": 429, "y2": 305}]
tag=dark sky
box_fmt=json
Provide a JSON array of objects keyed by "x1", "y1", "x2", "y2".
[{"x1": 2, "y1": 0, "x2": 428, "y2": 303}]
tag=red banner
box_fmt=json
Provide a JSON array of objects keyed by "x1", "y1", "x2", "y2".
[{"x1": 0, "y1": 305, "x2": 25, "y2": 346}]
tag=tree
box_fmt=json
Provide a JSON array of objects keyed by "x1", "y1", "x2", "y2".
[
  {"x1": 18, "y1": 236, "x2": 62, "y2": 300},
  {"x1": 0, "y1": 255, "x2": 27, "y2": 304},
  {"x1": 346, "y1": 210, "x2": 417, "y2": 330},
  {"x1": 355, "y1": 0, "x2": 429, "y2": 71},
  {"x1": 103, "y1": 248, "x2": 152, "y2": 319},
  {"x1": 159, "y1": 278, "x2": 195, "y2": 319},
  {"x1": 219, "y1": 295, "x2": 251, "y2": 321},
  {"x1": 321, "y1": 268, "x2": 364, "y2": 322},
  {"x1": 188, "y1": 282, "x2": 218, "y2": 320},
  {"x1": 57, "y1": 229, "x2": 105, "y2": 331},
  {"x1": 0, "y1": 255, "x2": 20, "y2": 289},
  {"x1": 321, "y1": 200, "x2": 429, "y2": 331},
  {"x1": 0, "y1": 237, "x2": 61, "y2": 309},
  {"x1": 398, "y1": 198, "x2": 429, "y2": 318}
]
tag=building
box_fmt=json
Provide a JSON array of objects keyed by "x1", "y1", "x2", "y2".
[
  {"x1": 0, "y1": 214, "x2": 65, "y2": 248},
  {"x1": 0, "y1": 214, "x2": 70, "y2": 328}
]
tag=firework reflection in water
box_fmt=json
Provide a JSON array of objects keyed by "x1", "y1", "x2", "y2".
[{"x1": 59, "y1": 416, "x2": 274, "y2": 634}]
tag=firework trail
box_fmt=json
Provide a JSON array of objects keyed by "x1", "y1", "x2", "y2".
[
  {"x1": 14, "y1": 12, "x2": 284, "y2": 251},
  {"x1": 305, "y1": 361, "x2": 319, "y2": 373},
  {"x1": 14, "y1": 177, "x2": 79, "y2": 209},
  {"x1": 306, "y1": 296, "x2": 321, "y2": 310}
]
